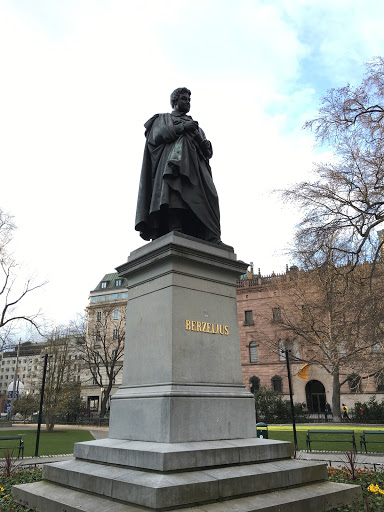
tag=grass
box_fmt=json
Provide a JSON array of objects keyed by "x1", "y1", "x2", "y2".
[
  {"x1": 261, "y1": 425, "x2": 384, "y2": 453},
  {"x1": 0, "y1": 429, "x2": 94, "y2": 458}
]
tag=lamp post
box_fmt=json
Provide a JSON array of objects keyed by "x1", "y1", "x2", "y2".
[
  {"x1": 283, "y1": 349, "x2": 298, "y2": 452},
  {"x1": 100, "y1": 387, "x2": 104, "y2": 416},
  {"x1": 35, "y1": 353, "x2": 50, "y2": 457}
]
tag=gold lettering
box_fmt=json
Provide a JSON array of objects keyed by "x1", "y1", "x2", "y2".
[
  {"x1": 219, "y1": 325, "x2": 224, "y2": 335},
  {"x1": 191, "y1": 321, "x2": 196, "y2": 331},
  {"x1": 215, "y1": 324, "x2": 220, "y2": 334},
  {"x1": 186, "y1": 320, "x2": 191, "y2": 330},
  {"x1": 224, "y1": 326, "x2": 229, "y2": 335},
  {"x1": 202, "y1": 322, "x2": 207, "y2": 332},
  {"x1": 207, "y1": 323, "x2": 211, "y2": 333},
  {"x1": 197, "y1": 321, "x2": 202, "y2": 332}
]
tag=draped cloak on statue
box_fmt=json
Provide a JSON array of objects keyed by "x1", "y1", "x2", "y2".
[{"x1": 135, "y1": 111, "x2": 221, "y2": 241}]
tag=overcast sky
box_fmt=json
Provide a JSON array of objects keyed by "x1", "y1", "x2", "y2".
[{"x1": 1, "y1": 0, "x2": 384, "y2": 331}]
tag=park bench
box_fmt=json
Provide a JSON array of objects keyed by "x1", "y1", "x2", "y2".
[
  {"x1": 360, "y1": 430, "x2": 384, "y2": 453},
  {"x1": 0, "y1": 435, "x2": 24, "y2": 458},
  {"x1": 306, "y1": 430, "x2": 356, "y2": 453}
]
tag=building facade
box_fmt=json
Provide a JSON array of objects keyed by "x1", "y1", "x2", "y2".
[
  {"x1": 237, "y1": 265, "x2": 384, "y2": 415},
  {"x1": 0, "y1": 342, "x2": 44, "y2": 397},
  {"x1": 82, "y1": 272, "x2": 128, "y2": 413}
]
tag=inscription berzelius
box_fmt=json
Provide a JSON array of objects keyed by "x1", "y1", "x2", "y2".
[{"x1": 185, "y1": 320, "x2": 229, "y2": 335}]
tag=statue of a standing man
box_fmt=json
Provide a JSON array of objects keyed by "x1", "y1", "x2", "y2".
[{"x1": 135, "y1": 88, "x2": 221, "y2": 244}]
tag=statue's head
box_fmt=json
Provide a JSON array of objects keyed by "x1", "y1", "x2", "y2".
[{"x1": 170, "y1": 87, "x2": 191, "y2": 112}]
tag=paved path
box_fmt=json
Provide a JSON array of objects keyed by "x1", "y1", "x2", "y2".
[{"x1": 298, "y1": 450, "x2": 384, "y2": 470}]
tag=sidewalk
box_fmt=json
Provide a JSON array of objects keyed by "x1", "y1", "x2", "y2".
[{"x1": 298, "y1": 450, "x2": 384, "y2": 470}]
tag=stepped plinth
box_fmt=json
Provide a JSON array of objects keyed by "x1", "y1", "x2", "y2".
[{"x1": 12, "y1": 233, "x2": 361, "y2": 511}]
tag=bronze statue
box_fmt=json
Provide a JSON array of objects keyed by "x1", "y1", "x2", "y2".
[{"x1": 135, "y1": 88, "x2": 221, "y2": 244}]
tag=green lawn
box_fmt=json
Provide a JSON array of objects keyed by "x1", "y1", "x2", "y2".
[
  {"x1": 263, "y1": 425, "x2": 384, "y2": 452},
  {"x1": 0, "y1": 429, "x2": 94, "y2": 458}
]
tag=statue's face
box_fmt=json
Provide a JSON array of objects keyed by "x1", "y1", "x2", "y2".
[{"x1": 175, "y1": 92, "x2": 190, "y2": 113}]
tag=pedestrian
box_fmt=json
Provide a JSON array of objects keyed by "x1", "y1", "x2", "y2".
[{"x1": 342, "y1": 403, "x2": 349, "y2": 419}]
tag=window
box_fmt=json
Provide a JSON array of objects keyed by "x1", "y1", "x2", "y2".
[
  {"x1": 96, "y1": 311, "x2": 102, "y2": 322},
  {"x1": 249, "y1": 342, "x2": 258, "y2": 363},
  {"x1": 88, "y1": 396, "x2": 99, "y2": 411},
  {"x1": 244, "y1": 310, "x2": 254, "y2": 325},
  {"x1": 96, "y1": 330, "x2": 101, "y2": 342},
  {"x1": 92, "y1": 297, "x2": 97, "y2": 303},
  {"x1": 115, "y1": 279, "x2": 122, "y2": 287},
  {"x1": 272, "y1": 375, "x2": 283, "y2": 393},
  {"x1": 112, "y1": 328, "x2": 118, "y2": 340},
  {"x1": 348, "y1": 374, "x2": 361, "y2": 393},
  {"x1": 249, "y1": 376, "x2": 260, "y2": 394},
  {"x1": 101, "y1": 281, "x2": 108, "y2": 289},
  {"x1": 272, "y1": 307, "x2": 281, "y2": 322},
  {"x1": 113, "y1": 309, "x2": 119, "y2": 320},
  {"x1": 112, "y1": 293, "x2": 117, "y2": 300}
]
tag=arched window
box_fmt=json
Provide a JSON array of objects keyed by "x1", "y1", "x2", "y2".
[
  {"x1": 249, "y1": 376, "x2": 260, "y2": 394},
  {"x1": 271, "y1": 375, "x2": 282, "y2": 393},
  {"x1": 348, "y1": 374, "x2": 361, "y2": 393},
  {"x1": 249, "y1": 342, "x2": 258, "y2": 363}
]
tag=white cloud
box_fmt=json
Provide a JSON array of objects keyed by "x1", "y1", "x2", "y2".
[{"x1": 0, "y1": 0, "x2": 383, "y2": 327}]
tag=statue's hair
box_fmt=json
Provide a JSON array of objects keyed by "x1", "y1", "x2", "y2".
[{"x1": 170, "y1": 87, "x2": 191, "y2": 108}]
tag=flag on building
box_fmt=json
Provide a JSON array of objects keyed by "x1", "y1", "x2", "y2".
[{"x1": 297, "y1": 363, "x2": 310, "y2": 381}]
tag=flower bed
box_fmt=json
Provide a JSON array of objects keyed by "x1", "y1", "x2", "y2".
[
  {"x1": 328, "y1": 466, "x2": 384, "y2": 511},
  {"x1": 1, "y1": 467, "x2": 41, "y2": 511}
]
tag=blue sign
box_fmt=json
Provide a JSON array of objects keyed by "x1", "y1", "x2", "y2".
[{"x1": 7, "y1": 391, "x2": 19, "y2": 399}]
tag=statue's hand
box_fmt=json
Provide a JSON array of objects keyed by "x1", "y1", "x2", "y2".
[
  {"x1": 201, "y1": 139, "x2": 210, "y2": 150},
  {"x1": 184, "y1": 120, "x2": 199, "y2": 133}
]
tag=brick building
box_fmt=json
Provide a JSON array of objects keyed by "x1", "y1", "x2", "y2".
[{"x1": 236, "y1": 264, "x2": 384, "y2": 415}]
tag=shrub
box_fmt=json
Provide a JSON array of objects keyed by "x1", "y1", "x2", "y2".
[{"x1": 254, "y1": 387, "x2": 306, "y2": 423}]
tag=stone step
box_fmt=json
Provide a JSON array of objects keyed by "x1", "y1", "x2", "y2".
[
  {"x1": 12, "y1": 480, "x2": 362, "y2": 512},
  {"x1": 73, "y1": 437, "x2": 294, "y2": 471},
  {"x1": 43, "y1": 458, "x2": 328, "y2": 509}
]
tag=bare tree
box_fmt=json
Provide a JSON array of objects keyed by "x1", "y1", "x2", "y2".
[
  {"x1": 283, "y1": 57, "x2": 384, "y2": 269},
  {"x1": 0, "y1": 208, "x2": 45, "y2": 348},
  {"x1": 261, "y1": 253, "x2": 384, "y2": 421},
  {"x1": 73, "y1": 305, "x2": 125, "y2": 418},
  {"x1": 41, "y1": 328, "x2": 77, "y2": 432}
]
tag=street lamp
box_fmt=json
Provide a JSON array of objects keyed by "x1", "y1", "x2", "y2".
[
  {"x1": 35, "y1": 353, "x2": 51, "y2": 457},
  {"x1": 100, "y1": 387, "x2": 104, "y2": 414},
  {"x1": 282, "y1": 348, "x2": 298, "y2": 452}
]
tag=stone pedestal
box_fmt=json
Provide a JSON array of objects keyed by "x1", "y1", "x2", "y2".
[
  {"x1": 109, "y1": 232, "x2": 255, "y2": 442},
  {"x1": 12, "y1": 233, "x2": 362, "y2": 511}
]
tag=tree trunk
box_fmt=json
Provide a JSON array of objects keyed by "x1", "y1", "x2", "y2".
[
  {"x1": 332, "y1": 367, "x2": 342, "y2": 422},
  {"x1": 100, "y1": 394, "x2": 109, "y2": 419},
  {"x1": 45, "y1": 410, "x2": 57, "y2": 432}
]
